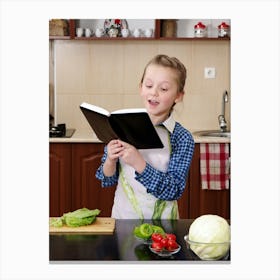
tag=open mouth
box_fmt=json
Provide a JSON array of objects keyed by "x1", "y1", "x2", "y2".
[{"x1": 148, "y1": 99, "x2": 159, "y2": 106}]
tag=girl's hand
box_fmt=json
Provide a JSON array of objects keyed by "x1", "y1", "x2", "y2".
[
  {"x1": 118, "y1": 140, "x2": 146, "y2": 173},
  {"x1": 103, "y1": 139, "x2": 124, "y2": 177},
  {"x1": 106, "y1": 139, "x2": 124, "y2": 163}
]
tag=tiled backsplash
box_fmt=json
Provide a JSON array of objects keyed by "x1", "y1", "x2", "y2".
[{"x1": 50, "y1": 39, "x2": 230, "y2": 133}]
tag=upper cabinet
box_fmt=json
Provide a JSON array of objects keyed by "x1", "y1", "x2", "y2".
[{"x1": 49, "y1": 19, "x2": 230, "y2": 41}]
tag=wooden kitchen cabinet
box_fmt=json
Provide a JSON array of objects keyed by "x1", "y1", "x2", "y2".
[
  {"x1": 49, "y1": 142, "x2": 190, "y2": 218},
  {"x1": 187, "y1": 145, "x2": 230, "y2": 220},
  {"x1": 177, "y1": 173, "x2": 190, "y2": 219},
  {"x1": 71, "y1": 143, "x2": 116, "y2": 217},
  {"x1": 49, "y1": 143, "x2": 230, "y2": 219},
  {"x1": 49, "y1": 143, "x2": 115, "y2": 217},
  {"x1": 49, "y1": 143, "x2": 72, "y2": 217},
  {"x1": 178, "y1": 144, "x2": 230, "y2": 220}
]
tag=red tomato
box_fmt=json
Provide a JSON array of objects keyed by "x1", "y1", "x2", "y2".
[
  {"x1": 151, "y1": 233, "x2": 163, "y2": 243},
  {"x1": 166, "y1": 239, "x2": 179, "y2": 251},
  {"x1": 160, "y1": 237, "x2": 168, "y2": 248},
  {"x1": 166, "y1": 233, "x2": 176, "y2": 241},
  {"x1": 151, "y1": 242, "x2": 164, "y2": 252}
]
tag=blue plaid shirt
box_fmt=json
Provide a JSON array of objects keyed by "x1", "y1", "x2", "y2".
[{"x1": 95, "y1": 119, "x2": 195, "y2": 201}]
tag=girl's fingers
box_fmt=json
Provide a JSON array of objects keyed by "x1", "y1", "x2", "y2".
[
  {"x1": 108, "y1": 142, "x2": 124, "y2": 159},
  {"x1": 117, "y1": 140, "x2": 131, "y2": 149}
]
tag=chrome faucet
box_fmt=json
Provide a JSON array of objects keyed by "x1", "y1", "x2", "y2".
[{"x1": 218, "y1": 90, "x2": 229, "y2": 132}]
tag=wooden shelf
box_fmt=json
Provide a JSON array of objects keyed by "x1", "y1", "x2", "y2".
[
  {"x1": 49, "y1": 19, "x2": 230, "y2": 41},
  {"x1": 49, "y1": 36, "x2": 230, "y2": 41},
  {"x1": 158, "y1": 37, "x2": 230, "y2": 41},
  {"x1": 49, "y1": 36, "x2": 71, "y2": 40}
]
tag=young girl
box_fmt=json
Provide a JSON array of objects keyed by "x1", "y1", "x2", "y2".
[{"x1": 96, "y1": 54, "x2": 195, "y2": 219}]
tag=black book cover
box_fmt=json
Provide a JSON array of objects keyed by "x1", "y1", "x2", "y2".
[{"x1": 80, "y1": 103, "x2": 164, "y2": 149}]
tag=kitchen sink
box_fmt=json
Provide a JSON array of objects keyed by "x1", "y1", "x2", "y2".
[{"x1": 193, "y1": 130, "x2": 231, "y2": 138}]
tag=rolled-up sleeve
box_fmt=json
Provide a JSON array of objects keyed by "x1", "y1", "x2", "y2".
[{"x1": 95, "y1": 145, "x2": 119, "y2": 187}]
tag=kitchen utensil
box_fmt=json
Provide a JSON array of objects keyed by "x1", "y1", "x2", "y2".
[
  {"x1": 133, "y1": 28, "x2": 141, "y2": 37},
  {"x1": 85, "y1": 28, "x2": 92, "y2": 37},
  {"x1": 76, "y1": 27, "x2": 84, "y2": 37},
  {"x1": 121, "y1": 28, "x2": 129, "y2": 37},
  {"x1": 49, "y1": 123, "x2": 66, "y2": 137},
  {"x1": 144, "y1": 28, "x2": 153, "y2": 37},
  {"x1": 95, "y1": 27, "x2": 104, "y2": 37}
]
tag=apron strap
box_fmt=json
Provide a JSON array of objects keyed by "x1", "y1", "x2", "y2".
[{"x1": 119, "y1": 165, "x2": 144, "y2": 220}]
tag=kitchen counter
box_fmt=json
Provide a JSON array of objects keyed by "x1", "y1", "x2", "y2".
[
  {"x1": 49, "y1": 219, "x2": 230, "y2": 262},
  {"x1": 49, "y1": 128, "x2": 100, "y2": 143},
  {"x1": 49, "y1": 128, "x2": 230, "y2": 143},
  {"x1": 192, "y1": 134, "x2": 230, "y2": 143}
]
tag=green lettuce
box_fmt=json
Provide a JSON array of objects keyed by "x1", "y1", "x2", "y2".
[
  {"x1": 51, "y1": 208, "x2": 100, "y2": 227},
  {"x1": 50, "y1": 217, "x2": 63, "y2": 227}
]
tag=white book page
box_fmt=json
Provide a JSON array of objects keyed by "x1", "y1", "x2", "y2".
[
  {"x1": 112, "y1": 108, "x2": 147, "y2": 114},
  {"x1": 80, "y1": 102, "x2": 110, "y2": 116}
]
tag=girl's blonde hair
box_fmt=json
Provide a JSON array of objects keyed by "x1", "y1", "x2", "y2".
[{"x1": 140, "y1": 54, "x2": 187, "y2": 93}]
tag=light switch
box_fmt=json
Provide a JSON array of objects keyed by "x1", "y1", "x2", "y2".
[{"x1": 204, "y1": 67, "x2": 216, "y2": 79}]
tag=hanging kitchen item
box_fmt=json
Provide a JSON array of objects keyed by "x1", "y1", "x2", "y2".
[
  {"x1": 218, "y1": 22, "x2": 230, "y2": 37},
  {"x1": 194, "y1": 22, "x2": 207, "y2": 38},
  {"x1": 161, "y1": 19, "x2": 177, "y2": 37}
]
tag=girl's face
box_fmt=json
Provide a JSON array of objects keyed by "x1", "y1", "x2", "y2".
[{"x1": 140, "y1": 64, "x2": 183, "y2": 124}]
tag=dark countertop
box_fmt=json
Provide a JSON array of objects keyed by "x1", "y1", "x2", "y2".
[{"x1": 49, "y1": 219, "x2": 230, "y2": 262}]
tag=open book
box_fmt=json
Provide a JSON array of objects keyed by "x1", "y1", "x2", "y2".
[{"x1": 80, "y1": 102, "x2": 164, "y2": 149}]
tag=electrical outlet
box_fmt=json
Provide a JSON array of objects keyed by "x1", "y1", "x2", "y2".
[{"x1": 204, "y1": 67, "x2": 216, "y2": 79}]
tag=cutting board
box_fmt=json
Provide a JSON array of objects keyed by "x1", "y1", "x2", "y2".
[{"x1": 49, "y1": 217, "x2": 115, "y2": 234}]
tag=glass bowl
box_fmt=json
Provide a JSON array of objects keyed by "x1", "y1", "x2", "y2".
[
  {"x1": 149, "y1": 244, "x2": 181, "y2": 257},
  {"x1": 135, "y1": 236, "x2": 152, "y2": 245},
  {"x1": 184, "y1": 235, "x2": 230, "y2": 260}
]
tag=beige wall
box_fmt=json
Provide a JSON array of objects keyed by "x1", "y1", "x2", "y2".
[{"x1": 51, "y1": 39, "x2": 230, "y2": 133}]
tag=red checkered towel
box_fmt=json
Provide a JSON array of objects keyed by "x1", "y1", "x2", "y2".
[{"x1": 200, "y1": 143, "x2": 230, "y2": 190}]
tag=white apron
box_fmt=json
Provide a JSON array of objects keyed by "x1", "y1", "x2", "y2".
[{"x1": 111, "y1": 126, "x2": 179, "y2": 219}]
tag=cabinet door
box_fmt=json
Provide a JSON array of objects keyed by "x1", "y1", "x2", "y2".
[
  {"x1": 49, "y1": 143, "x2": 72, "y2": 216},
  {"x1": 188, "y1": 144, "x2": 230, "y2": 219},
  {"x1": 71, "y1": 143, "x2": 116, "y2": 217},
  {"x1": 177, "y1": 176, "x2": 190, "y2": 219}
]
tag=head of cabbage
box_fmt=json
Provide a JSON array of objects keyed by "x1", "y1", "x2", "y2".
[{"x1": 188, "y1": 214, "x2": 230, "y2": 260}]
